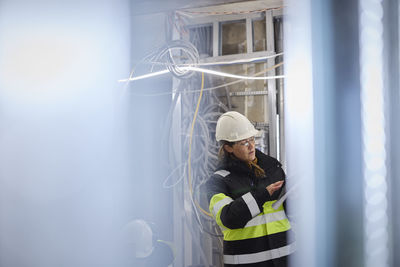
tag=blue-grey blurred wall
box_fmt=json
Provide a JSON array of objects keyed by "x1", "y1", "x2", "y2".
[{"x1": 0, "y1": 1, "x2": 133, "y2": 266}]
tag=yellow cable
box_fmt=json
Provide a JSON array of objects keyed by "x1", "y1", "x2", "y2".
[{"x1": 188, "y1": 72, "x2": 212, "y2": 217}]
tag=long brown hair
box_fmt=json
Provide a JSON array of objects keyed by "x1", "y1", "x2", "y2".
[{"x1": 218, "y1": 141, "x2": 234, "y2": 160}]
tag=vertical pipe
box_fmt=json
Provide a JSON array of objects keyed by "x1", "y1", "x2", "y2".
[
  {"x1": 383, "y1": 1, "x2": 400, "y2": 266},
  {"x1": 265, "y1": 10, "x2": 277, "y2": 157},
  {"x1": 246, "y1": 17, "x2": 253, "y2": 54},
  {"x1": 359, "y1": 1, "x2": 389, "y2": 267},
  {"x1": 276, "y1": 18, "x2": 285, "y2": 165},
  {"x1": 284, "y1": 0, "x2": 316, "y2": 267},
  {"x1": 213, "y1": 21, "x2": 219, "y2": 57}
]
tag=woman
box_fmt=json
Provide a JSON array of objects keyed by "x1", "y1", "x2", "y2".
[{"x1": 205, "y1": 111, "x2": 295, "y2": 267}]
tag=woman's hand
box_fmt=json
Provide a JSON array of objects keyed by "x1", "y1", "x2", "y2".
[{"x1": 266, "y1": 180, "x2": 284, "y2": 196}]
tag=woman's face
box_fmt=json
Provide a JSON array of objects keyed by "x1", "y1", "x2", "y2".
[{"x1": 224, "y1": 136, "x2": 256, "y2": 163}]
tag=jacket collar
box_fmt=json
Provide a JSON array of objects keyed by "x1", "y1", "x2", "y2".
[
  {"x1": 217, "y1": 149, "x2": 281, "y2": 175},
  {"x1": 220, "y1": 153, "x2": 252, "y2": 175}
]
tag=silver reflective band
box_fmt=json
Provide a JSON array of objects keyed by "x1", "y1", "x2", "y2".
[
  {"x1": 214, "y1": 170, "x2": 230, "y2": 177},
  {"x1": 224, "y1": 242, "x2": 296, "y2": 265},
  {"x1": 212, "y1": 197, "x2": 233, "y2": 217},
  {"x1": 244, "y1": 210, "x2": 287, "y2": 227},
  {"x1": 242, "y1": 192, "x2": 260, "y2": 217}
]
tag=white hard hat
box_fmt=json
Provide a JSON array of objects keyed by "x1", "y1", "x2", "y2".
[{"x1": 215, "y1": 111, "x2": 260, "y2": 142}]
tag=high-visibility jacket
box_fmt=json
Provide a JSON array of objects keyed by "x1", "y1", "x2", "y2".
[{"x1": 205, "y1": 149, "x2": 295, "y2": 267}]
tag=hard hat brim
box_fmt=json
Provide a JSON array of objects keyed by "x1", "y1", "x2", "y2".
[{"x1": 216, "y1": 128, "x2": 260, "y2": 142}]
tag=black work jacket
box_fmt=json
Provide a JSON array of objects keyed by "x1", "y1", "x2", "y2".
[{"x1": 205, "y1": 149, "x2": 291, "y2": 267}]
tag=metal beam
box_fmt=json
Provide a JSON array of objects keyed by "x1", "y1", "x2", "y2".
[
  {"x1": 265, "y1": 10, "x2": 277, "y2": 157},
  {"x1": 246, "y1": 17, "x2": 253, "y2": 54},
  {"x1": 213, "y1": 21, "x2": 220, "y2": 57}
]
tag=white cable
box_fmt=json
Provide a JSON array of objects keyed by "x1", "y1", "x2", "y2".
[
  {"x1": 144, "y1": 52, "x2": 284, "y2": 67},
  {"x1": 198, "y1": 52, "x2": 284, "y2": 66},
  {"x1": 118, "y1": 67, "x2": 284, "y2": 82},
  {"x1": 181, "y1": 66, "x2": 284, "y2": 80},
  {"x1": 118, "y1": 69, "x2": 170, "y2": 82},
  {"x1": 162, "y1": 162, "x2": 187, "y2": 189},
  {"x1": 124, "y1": 62, "x2": 284, "y2": 96}
]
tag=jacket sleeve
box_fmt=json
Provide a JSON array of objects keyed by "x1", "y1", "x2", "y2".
[
  {"x1": 205, "y1": 174, "x2": 271, "y2": 229},
  {"x1": 267, "y1": 166, "x2": 286, "y2": 200}
]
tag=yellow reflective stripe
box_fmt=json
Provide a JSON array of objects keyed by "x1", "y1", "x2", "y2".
[
  {"x1": 212, "y1": 197, "x2": 233, "y2": 217},
  {"x1": 263, "y1": 200, "x2": 284, "y2": 214},
  {"x1": 209, "y1": 193, "x2": 233, "y2": 229},
  {"x1": 266, "y1": 218, "x2": 291, "y2": 235},
  {"x1": 245, "y1": 210, "x2": 287, "y2": 227},
  {"x1": 210, "y1": 193, "x2": 233, "y2": 215},
  {"x1": 210, "y1": 195, "x2": 290, "y2": 238},
  {"x1": 222, "y1": 218, "x2": 291, "y2": 241}
]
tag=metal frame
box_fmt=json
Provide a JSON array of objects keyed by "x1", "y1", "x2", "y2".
[
  {"x1": 171, "y1": 2, "x2": 283, "y2": 266},
  {"x1": 171, "y1": 93, "x2": 185, "y2": 267},
  {"x1": 265, "y1": 10, "x2": 278, "y2": 157},
  {"x1": 184, "y1": 11, "x2": 280, "y2": 158}
]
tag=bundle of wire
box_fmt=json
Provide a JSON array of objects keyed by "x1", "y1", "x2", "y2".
[{"x1": 126, "y1": 34, "x2": 285, "y2": 266}]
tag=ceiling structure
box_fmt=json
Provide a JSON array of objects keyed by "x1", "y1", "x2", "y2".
[{"x1": 130, "y1": 0, "x2": 256, "y2": 15}]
